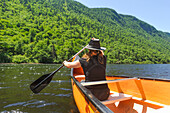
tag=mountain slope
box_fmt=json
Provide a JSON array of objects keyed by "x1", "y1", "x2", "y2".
[{"x1": 0, "y1": 0, "x2": 170, "y2": 64}]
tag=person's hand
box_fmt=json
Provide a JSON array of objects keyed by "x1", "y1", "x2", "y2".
[{"x1": 63, "y1": 60, "x2": 67, "y2": 66}]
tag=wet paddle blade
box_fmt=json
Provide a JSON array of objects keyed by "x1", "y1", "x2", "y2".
[{"x1": 30, "y1": 73, "x2": 53, "y2": 93}]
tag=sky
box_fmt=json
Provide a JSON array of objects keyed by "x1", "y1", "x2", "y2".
[{"x1": 75, "y1": 0, "x2": 170, "y2": 33}]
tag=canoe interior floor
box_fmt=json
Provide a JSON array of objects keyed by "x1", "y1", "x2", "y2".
[{"x1": 103, "y1": 91, "x2": 170, "y2": 113}]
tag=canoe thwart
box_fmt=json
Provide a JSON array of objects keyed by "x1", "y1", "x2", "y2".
[{"x1": 81, "y1": 77, "x2": 138, "y2": 86}]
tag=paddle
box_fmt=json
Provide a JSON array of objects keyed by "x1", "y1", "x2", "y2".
[{"x1": 30, "y1": 45, "x2": 87, "y2": 94}]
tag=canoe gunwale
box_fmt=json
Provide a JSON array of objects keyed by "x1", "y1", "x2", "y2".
[
  {"x1": 107, "y1": 75, "x2": 170, "y2": 82},
  {"x1": 71, "y1": 68, "x2": 113, "y2": 113}
]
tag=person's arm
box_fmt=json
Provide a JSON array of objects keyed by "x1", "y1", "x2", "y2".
[
  {"x1": 100, "y1": 50, "x2": 104, "y2": 55},
  {"x1": 63, "y1": 60, "x2": 81, "y2": 68}
]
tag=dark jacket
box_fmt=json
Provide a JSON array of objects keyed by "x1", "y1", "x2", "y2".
[{"x1": 79, "y1": 55, "x2": 110, "y2": 101}]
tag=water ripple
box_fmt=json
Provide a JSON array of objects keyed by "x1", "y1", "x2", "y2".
[
  {"x1": 1, "y1": 109, "x2": 25, "y2": 113},
  {"x1": 3, "y1": 99, "x2": 57, "y2": 109},
  {"x1": 55, "y1": 94, "x2": 71, "y2": 97},
  {"x1": 36, "y1": 102, "x2": 56, "y2": 108},
  {"x1": 23, "y1": 100, "x2": 45, "y2": 107},
  {"x1": 4, "y1": 102, "x2": 26, "y2": 108},
  {"x1": 59, "y1": 88, "x2": 72, "y2": 91},
  {"x1": 38, "y1": 93, "x2": 71, "y2": 97},
  {"x1": 51, "y1": 80, "x2": 70, "y2": 83},
  {"x1": 0, "y1": 87, "x2": 10, "y2": 89}
]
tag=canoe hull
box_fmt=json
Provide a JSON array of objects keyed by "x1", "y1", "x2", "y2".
[
  {"x1": 71, "y1": 66, "x2": 170, "y2": 113},
  {"x1": 71, "y1": 78, "x2": 99, "y2": 113}
]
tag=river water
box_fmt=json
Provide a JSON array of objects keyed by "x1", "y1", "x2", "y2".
[{"x1": 0, "y1": 64, "x2": 170, "y2": 113}]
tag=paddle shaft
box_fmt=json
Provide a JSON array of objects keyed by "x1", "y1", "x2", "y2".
[{"x1": 32, "y1": 45, "x2": 88, "y2": 92}]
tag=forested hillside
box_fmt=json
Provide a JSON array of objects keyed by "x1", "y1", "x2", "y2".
[{"x1": 0, "y1": 0, "x2": 170, "y2": 64}]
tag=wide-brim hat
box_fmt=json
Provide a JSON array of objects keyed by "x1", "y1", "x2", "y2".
[{"x1": 85, "y1": 39, "x2": 106, "y2": 50}]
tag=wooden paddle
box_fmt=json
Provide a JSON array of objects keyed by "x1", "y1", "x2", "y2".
[{"x1": 30, "y1": 45, "x2": 87, "y2": 94}]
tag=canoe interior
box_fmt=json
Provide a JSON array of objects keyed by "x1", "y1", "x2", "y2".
[
  {"x1": 71, "y1": 66, "x2": 170, "y2": 113},
  {"x1": 71, "y1": 67, "x2": 113, "y2": 113}
]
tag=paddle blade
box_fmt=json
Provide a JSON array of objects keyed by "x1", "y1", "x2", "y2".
[{"x1": 30, "y1": 73, "x2": 53, "y2": 94}]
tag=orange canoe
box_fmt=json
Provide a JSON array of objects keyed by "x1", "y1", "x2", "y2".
[{"x1": 71, "y1": 62, "x2": 170, "y2": 113}]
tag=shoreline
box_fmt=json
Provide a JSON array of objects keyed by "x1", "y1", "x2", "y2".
[
  {"x1": 0, "y1": 63, "x2": 58, "y2": 64},
  {"x1": 0, "y1": 63, "x2": 169, "y2": 65}
]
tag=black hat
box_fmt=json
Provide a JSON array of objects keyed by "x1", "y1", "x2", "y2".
[{"x1": 85, "y1": 39, "x2": 106, "y2": 50}]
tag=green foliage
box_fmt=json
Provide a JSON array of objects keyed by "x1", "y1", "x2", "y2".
[
  {"x1": 12, "y1": 55, "x2": 29, "y2": 63},
  {"x1": 0, "y1": 0, "x2": 170, "y2": 64}
]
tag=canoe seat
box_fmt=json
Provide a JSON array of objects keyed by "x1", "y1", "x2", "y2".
[{"x1": 102, "y1": 91, "x2": 132, "y2": 105}]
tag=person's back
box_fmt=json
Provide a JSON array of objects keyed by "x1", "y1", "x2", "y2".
[
  {"x1": 63, "y1": 38, "x2": 110, "y2": 101},
  {"x1": 80, "y1": 54, "x2": 110, "y2": 101}
]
